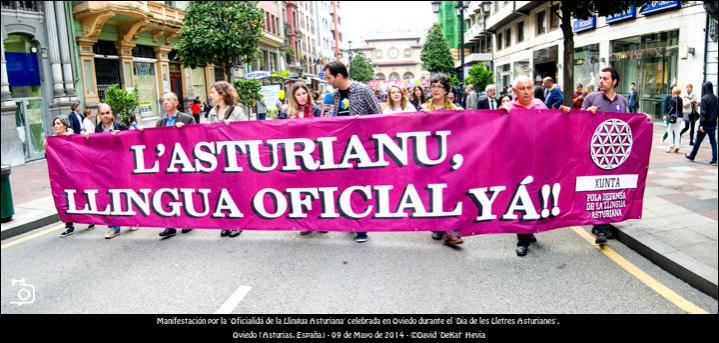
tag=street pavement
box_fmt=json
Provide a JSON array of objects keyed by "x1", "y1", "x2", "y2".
[
  {"x1": 1, "y1": 222, "x2": 716, "y2": 314},
  {"x1": 1, "y1": 120, "x2": 716, "y2": 314}
]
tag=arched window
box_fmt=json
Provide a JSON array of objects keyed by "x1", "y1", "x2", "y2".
[
  {"x1": 403, "y1": 72, "x2": 414, "y2": 80},
  {"x1": 375, "y1": 73, "x2": 386, "y2": 80},
  {"x1": 388, "y1": 72, "x2": 400, "y2": 81}
]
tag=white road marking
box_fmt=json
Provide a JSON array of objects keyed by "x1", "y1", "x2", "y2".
[{"x1": 214, "y1": 285, "x2": 253, "y2": 314}]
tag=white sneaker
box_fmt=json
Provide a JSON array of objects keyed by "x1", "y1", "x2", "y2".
[
  {"x1": 128, "y1": 227, "x2": 139, "y2": 231},
  {"x1": 104, "y1": 230, "x2": 120, "y2": 239},
  {"x1": 665, "y1": 147, "x2": 673, "y2": 153}
]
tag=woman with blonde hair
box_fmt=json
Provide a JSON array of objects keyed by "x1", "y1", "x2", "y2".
[
  {"x1": 278, "y1": 83, "x2": 322, "y2": 119},
  {"x1": 81, "y1": 108, "x2": 95, "y2": 134},
  {"x1": 382, "y1": 85, "x2": 417, "y2": 114},
  {"x1": 664, "y1": 86, "x2": 684, "y2": 153}
]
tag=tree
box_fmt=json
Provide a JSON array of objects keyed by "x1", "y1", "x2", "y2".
[
  {"x1": 103, "y1": 84, "x2": 139, "y2": 126},
  {"x1": 421, "y1": 24, "x2": 455, "y2": 75},
  {"x1": 233, "y1": 78, "x2": 262, "y2": 108},
  {"x1": 176, "y1": 2, "x2": 263, "y2": 72},
  {"x1": 555, "y1": 1, "x2": 638, "y2": 106},
  {"x1": 465, "y1": 64, "x2": 494, "y2": 92},
  {"x1": 349, "y1": 53, "x2": 374, "y2": 82}
]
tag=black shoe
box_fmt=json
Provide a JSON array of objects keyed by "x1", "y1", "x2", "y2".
[
  {"x1": 516, "y1": 244, "x2": 529, "y2": 257},
  {"x1": 87, "y1": 224, "x2": 96, "y2": 231},
  {"x1": 221, "y1": 230, "x2": 229, "y2": 237},
  {"x1": 685, "y1": 153, "x2": 695, "y2": 161},
  {"x1": 299, "y1": 231, "x2": 311, "y2": 235},
  {"x1": 595, "y1": 232, "x2": 608, "y2": 245},
  {"x1": 228, "y1": 230, "x2": 242, "y2": 238},
  {"x1": 689, "y1": 142, "x2": 694, "y2": 146},
  {"x1": 159, "y1": 228, "x2": 176, "y2": 238},
  {"x1": 181, "y1": 229, "x2": 193, "y2": 234},
  {"x1": 60, "y1": 227, "x2": 75, "y2": 237},
  {"x1": 711, "y1": 161, "x2": 718, "y2": 166},
  {"x1": 431, "y1": 232, "x2": 444, "y2": 240}
]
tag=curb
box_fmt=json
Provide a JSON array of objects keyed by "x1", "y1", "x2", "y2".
[
  {"x1": 0, "y1": 213, "x2": 59, "y2": 241},
  {"x1": 610, "y1": 224, "x2": 718, "y2": 299}
]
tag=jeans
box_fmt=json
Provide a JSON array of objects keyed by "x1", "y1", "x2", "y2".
[
  {"x1": 680, "y1": 118, "x2": 696, "y2": 144},
  {"x1": 667, "y1": 121, "x2": 684, "y2": 148},
  {"x1": 628, "y1": 105, "x2": 636, "y2": 113},
  {"x1": 257, "y1": 113, "x2": 267, "y2": 120},
  {"x1": 688, "y1": 126, "x2": 718, "y2": 163},
  {"x1": 109, "y1": 226, "x2": 120, "y2": 233}
]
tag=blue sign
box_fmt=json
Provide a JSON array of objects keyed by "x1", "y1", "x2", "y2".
[
  {"x1": 318, "y1": 71, "x2": 325, "y2": 79},
  {"x1": 639, "y1": 1, "x2": 681, "y2": 16},
  {"x1": 606, "y1": 6, "x2": 636, "y2": 24},
  {"x1": 573, "y1": 16, "x2": 596, "y2": 33}
]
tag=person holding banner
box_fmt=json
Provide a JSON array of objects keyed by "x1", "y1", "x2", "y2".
[
  {"x1": 156, "y1": 92, "x2": 197, "y2": 239},
  {"x1": 207, "y1": 81, "x2": 245, "y2": 238},
  {"x1": 581, "y1": 67, "x2": 630, "y2": 246},
  {"x1": 382, "y1": 85, "x2": 417, "y2": 114},
  {"x1": 419, "y1": 73, "x2": 464, "y2": 248},
  {"x1": 278, "y1": 83, "x2": 326, "y2": 236},
  {"x1": 85, "y1": 104, "x2": 128, "y2": 239},
  {"x1": 49, "y1": 115, "x2": 93, "y2": 237},
  {"x1": 279, "y1": 83, "x2": 322, "y2": 119},
  {"x1": 323, "y1": 60, "x2": 382, "y2": 243},
  {"x1": 500, "y1": 75, "x2": 568, "y2": 256}
]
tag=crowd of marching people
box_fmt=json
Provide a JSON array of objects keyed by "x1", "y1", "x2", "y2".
[{"x1": 50, "y1": 59, "x2": 718, "y2": 256}]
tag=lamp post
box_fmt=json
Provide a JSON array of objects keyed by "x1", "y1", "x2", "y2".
[
  {"x1": 347, "y1": 40, "x2": 353, "y2": 77},
  {"x1": 455, "y1": 1, "x2": 468, "y2": 85}
]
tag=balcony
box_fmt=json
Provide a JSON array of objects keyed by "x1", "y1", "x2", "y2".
[
  {"x1": 465, "y1": 52, "x2": 493, "y2": 64},
  {"x1": 73, "y1": 1, "x2": 185, "y2": 38},
  {"x1": 146, "y1": 1, "x2": 185, "y2": 28}
]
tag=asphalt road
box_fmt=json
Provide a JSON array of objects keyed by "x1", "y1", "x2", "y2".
[{"x1": 1, "y1": 222, "x2": 716, "y2": 314}]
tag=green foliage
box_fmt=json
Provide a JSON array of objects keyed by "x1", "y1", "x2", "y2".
[
  {"x1": 448, "y1": 73, "x2": 459, "y2": 87},
  {"x1": 176, "y1": 1, "x2": 264, "y2": 71},
  {"x1": 233, "y1": 79, "x2": 262, "y2": 107},
  {"x1": 103, "y1": 84, "x2": 139, "y2": 124},
  {"x1": 465, "y1": 64, "x2": 494, "y2": 92},
  {"x1": 421, "y1": 24, "x2": 455, "y2": 74},
  {"x1": 349, "y1": 53, "x2": 374, "y2": 82}
]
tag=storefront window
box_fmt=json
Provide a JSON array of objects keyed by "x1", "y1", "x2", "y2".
[
  {"x1": 4, "y1": 34, "x2": 41, "y2": 98},
  {"x1": 133, "y1": 61, "x2": 159, "y2": 120},
  {"x1": 190, "y1": 67, "x2": 207, "y2": 102},
  {"x1": 610, "y1": 30, "x2": 679, "y2": 119},
  {"x1": 573, "y1": 44, "x2": 599, "y2": 89}
]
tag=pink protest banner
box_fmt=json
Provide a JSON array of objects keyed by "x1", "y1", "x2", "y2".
[{"x1": 47, "y1": 110, "x2": 652, "y2": 236}]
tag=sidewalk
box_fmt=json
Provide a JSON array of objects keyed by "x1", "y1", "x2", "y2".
[
  {"x1": 1, "y1": 126, "x2": 717, "y2": 297},
  {"x1": 611, "y1": 122, "x2": 718, "y2": 298}
]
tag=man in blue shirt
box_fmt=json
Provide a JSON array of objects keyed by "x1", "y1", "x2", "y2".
[
  {"x1": 543, "y1": 77, "x2": 564, "y2": 109},
  {"x1": 156, "y1": 92, "x2": 196, "y2": 239}
]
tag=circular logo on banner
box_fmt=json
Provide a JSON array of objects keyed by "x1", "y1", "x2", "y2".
[{"x1": 590, "y1": 119, "x2": 633, "y2": 170}]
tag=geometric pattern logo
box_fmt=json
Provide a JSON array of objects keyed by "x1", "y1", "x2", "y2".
[{"x1": 590, "y1": 118, "x2": 633, "y2": 170}]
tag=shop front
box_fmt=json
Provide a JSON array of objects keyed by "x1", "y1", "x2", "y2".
[{"x1": 610, "y1": 30, "x2": 679, "y2": 119}]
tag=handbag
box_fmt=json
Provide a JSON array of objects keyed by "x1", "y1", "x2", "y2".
[{"x1": 668, "y1": 97, "x2": 678, "y2": 124}]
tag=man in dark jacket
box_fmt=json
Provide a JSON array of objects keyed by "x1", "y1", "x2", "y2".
[
  {"x1": 156, "y1": 92, "x2": 197, "y2": 239},
  {"x1": 68, "y1": 103, "x2": 84, "y2": 134},
  {"x1": 686, "y1": 82, "x2": 718, "y2": 165}
]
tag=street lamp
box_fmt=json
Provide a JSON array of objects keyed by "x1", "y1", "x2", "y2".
[
  {"x1": 455, "y1": 1, "x2": 468, "y2": 85},
  {"x1": 347, "y1": 40, "x2": 353, "y2": 76}
]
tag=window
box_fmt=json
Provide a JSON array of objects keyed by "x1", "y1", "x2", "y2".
[
  {"x1": 517, "y1": 22, "x2": 524, "y2": 43},
  {"x1": 403, "y1": 72, "x2": 414, "y2": 80},
  {"x1": 389, "y1": 72, "x2": 400, "y2": 81},
  {"x1": 404, "y1": 48, "x2": 412, "y2": 57},
  {"x1": 550, "y1": 5, "x2": 560, "y2": 30},
  {"x1": 497, "y1": 32, "x2": 502, "y2": 50},
  {"x1": 505, "y1": 28, "x2": 511, "y2": 47},
  {"x1": 537, "y1": 11, "x2": 546, "y2": 35},
  {"x1": 375, "y1": 49, "x2": 383, "y2": 59}
]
